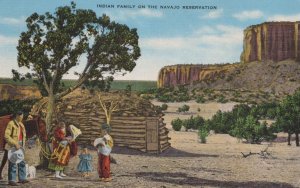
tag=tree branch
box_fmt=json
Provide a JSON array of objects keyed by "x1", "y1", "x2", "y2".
[
  {"x1": 241, "y1": 145, "x2": 273, "y2": 159},
  {"x1": 41, "y1": 69, "x2": 50, "y2": 94}
]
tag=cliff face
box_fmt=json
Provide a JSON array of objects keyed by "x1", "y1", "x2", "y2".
[
  {"x1": 157, "y1": 64, "x2": 237, "y2": 88},
  {"x1": 241, "y1": 22, "x2": 300, "y2": 63},
  {"x1": 158, "y1": 22, "x2": 300, "y2": 93}
]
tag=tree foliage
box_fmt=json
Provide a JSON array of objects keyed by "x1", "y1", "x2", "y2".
[
  {"x1": 275, "y1": 89, "x2": 300, "y2": 146},
  {"x1": 13, "y1": 2, "x2": 141, "y2": 131},
  {"x1": 171, "y1": 118, "x2": 182, "y2": 131}
]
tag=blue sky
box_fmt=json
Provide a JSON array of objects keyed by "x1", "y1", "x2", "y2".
[{"x1": 0, "y1": 0, "x2": 300, "y2": 80}]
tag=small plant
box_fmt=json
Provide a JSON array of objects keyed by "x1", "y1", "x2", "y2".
[
  {"x1": 178, "y1": 104, "x2": 190, "y2": 113},
  {"x1": 198, "y1": 128, "x2": 209, "y2": 143},
  {"x1": 182, "y1": 116, "x2": 194, "y2": 131},
  {"x1": 197, "y1": 107, "x2": 201, "y2": 112},
  {"x1": 196, "y1": 95, "x2": 206, "y2": 103},
  {"x1": 217, "y1": 95, "x2": 228, "y2": 103},
  {"x1": 161, "y1": 103, "x2": 168, "y2": 111},
  {"x1": 171, "y1": 118, "x2": 182, "y2": 131}
]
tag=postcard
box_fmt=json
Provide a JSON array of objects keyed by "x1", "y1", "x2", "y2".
[{"x1": 0, "y1": 0, "x2": 299, "y2": 187}]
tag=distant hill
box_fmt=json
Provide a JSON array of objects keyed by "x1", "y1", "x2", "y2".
[{"x1": 0, "y1": 79, "x2": 156, "y2": 101}]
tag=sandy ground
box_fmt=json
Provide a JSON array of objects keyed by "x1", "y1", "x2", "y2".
[{"x1": 0, "y1": 101, "x2": 300, "y2": 188}]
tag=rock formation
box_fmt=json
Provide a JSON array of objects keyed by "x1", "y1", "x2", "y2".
[
  {"x1": 157, "y1": 22, "x2": 300, "y2": 94},
  {"x1": 241, "y1": 22, "x2": 300, "y2": 63},
  {"x1": 157, "y1": 64, "x2": 238, "y2": 88}
]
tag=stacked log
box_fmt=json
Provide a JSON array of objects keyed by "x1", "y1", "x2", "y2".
[
  {"x1": 158, "y1": 116, "x2": 171, "y2": 152},
  {"x1": 30, "y1": 89, "x2": 171, "y2": 153}
]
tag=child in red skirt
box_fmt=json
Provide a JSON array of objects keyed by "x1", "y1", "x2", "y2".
[{"x1": 93, "y1": 124, "x2": 113, "y2": 182}]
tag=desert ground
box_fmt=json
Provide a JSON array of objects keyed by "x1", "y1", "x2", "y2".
[{"x1": 0, "y1": 101, "x2": 300, "y2": 188}]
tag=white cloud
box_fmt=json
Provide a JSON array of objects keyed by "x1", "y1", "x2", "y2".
[
  {"x1": 107, "y1": 9, "x2": 163, "y2": 21},
  {"x1": 233, "y1": 10, "x2": 264, "y2": 21},
  {"x1": 131, "y1": 24, "x2": 244, "y2": 80},
  {"x1": 268, "y1": 13, "x2": 300, "y2": 21},
  {"x1": 202, "y1": 9, "x2": 223, "y2": 19},
  {"x1": 141, "y1": 25, "x2": 243, "y2": 51},
  {"x1": 0, "y1": 35, "x2": 18, "y2": 46},
  {"x1": 0, "y1": 16, "x2": 25, "y2": 26}
]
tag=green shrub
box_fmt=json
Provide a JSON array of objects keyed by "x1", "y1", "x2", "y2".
[
  {"x1": 161, "y1": 103, "x2": 168, "y2": 111},
  {"x1": 176, "y1": 94, "x2": 190, "y2": 102},
  {"x1": 182, "y1": 116, "x2": 194, "y2": 131},
  {"x1": 193, "y1": 115, "x2": 205, "y2": 130},
  {"x1": 196, "y1": 95, "x2": 206, "y2": 103},
  {"x1": 198, "y1": 128, "x2": 209, "y2": 143},
  {"x1": 171, "y1": 118, "x2": 183, "y2": 131},
  {"x1": 178, "y1": 104, "x2": 190, "y2": 113},
  {"x1": 230, "y1": 115, "x2": 275, "y2": 144},
  {"x1": 158, "y1": 94, "x2": 175, "y2": 102},
  {"x1": 217, "y1": 95, "x2": 228, "y2": 103}
]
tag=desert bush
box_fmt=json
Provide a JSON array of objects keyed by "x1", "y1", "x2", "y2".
[
  {"x1": 140, "y1": 94, "x2": 155, "y2": 100},
  {"x1": 193, "y1": 115, "x2": 205, "y2": 129},
  {"x1": 217, "y1": 95, "x2": 228, "y2": 103},
  {"x1": 196, "y1": 95, "x2": 206, "y2": 103},
  {"x1": 171, "y1": 118, "x2": 183, "y2": 131},
  {"x1": 198, "y1": 128, "x2": 209, "y2": 143},
  {"x1": 230, "y1": 115, "x2": 275, "y2": 144},
  {"x1": 178, "y1": 104, "x2": 190, "y2": 113},
  {"x1": 176, "y1": 94, "x2": 190, "y2": 102},
  {"x1": 203, "y1": 88, "x2": 214, "y2": 95},
  {"x1": 206, "y1": 110, "x2": 234, "y2": 133},
  {"x1": 161, "y1": 103, "x2": 168, "y2": 111},
  {"x1": 182, "y1": 116, "x2": 194, "y2": 131},
  {"x1": 158, "y1": 94, "x2": 175, "y2": 102}
]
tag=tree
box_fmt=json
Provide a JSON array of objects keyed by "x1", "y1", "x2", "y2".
[
  {"x1": 230, "y1": 115, "x2": 275, "y2": 144},
  {"x1": 276, "y1": 90, "x2": 300, "y2": 146},
  {"x1": 97, "y1": 93, "x2": 119, "y2": 125},
  {"x1": 13, "y1": 2, "x2": 140, "y2": 133}
]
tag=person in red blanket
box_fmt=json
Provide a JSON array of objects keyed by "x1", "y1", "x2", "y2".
[
  {"x1": 48, "y1": 122, "x2": 73, "y2": 179},
  {"x1": 94, "y1": 123, "x2": 113, "y2": 182}
]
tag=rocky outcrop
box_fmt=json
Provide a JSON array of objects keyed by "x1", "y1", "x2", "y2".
[
  {"x1": 158, "y1": 22, "x2": 300, "y2": 93},
  {"x1": 157, "y1": 64, "x2": 238, "y2": 88},
  {"x1": 241, "y1": 22, "x2": 300, "y2": 63}
]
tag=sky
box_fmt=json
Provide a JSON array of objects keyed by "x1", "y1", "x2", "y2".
[{"x1": 0, "y1": 0, "x2": 300, "y2": 81}]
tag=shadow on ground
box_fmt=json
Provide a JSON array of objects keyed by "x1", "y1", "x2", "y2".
[
  {"x1": 109, "y1": 146, "x2": 219, "y2": 158},
  {"x1": 135, "y1": 172, "x2": 295, "y2": 188}
]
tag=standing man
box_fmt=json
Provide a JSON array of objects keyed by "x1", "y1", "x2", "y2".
[{"x1": 4, "y1": 111, "x2": 29, "y2": 186}]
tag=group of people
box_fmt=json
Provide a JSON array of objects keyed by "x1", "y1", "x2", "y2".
[{"x1": 4, "y1": 111, "x2": 114, "y2": 186}]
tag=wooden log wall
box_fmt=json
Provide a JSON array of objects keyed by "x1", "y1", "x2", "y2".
[{"x1": 31, "y1": 90, "x2": 171, "y2": 153}]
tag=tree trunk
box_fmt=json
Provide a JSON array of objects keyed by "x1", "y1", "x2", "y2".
[
  {"x1": 296, "y1": 132, "x2": 299, "y2": 147},
  {"x1": 38, "y1": 94, "x2": 55, "y2": 169},
  {"x1": 36, "y1": 142, "x2": 50, "y2": 170},
  {"x1": 46, "y1": 95, "x2": 55, "y2": 133},
  {"x1": 287, "y1": 132, "x2": 291, "y2": 146}
]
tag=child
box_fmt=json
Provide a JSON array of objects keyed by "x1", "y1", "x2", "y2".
[
  {"x1": 77, "y1": 145, "x2": 93, "y2": 177},
  {"x1": 93, "y1": 124, "x2": 113, "y2": 182}
]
